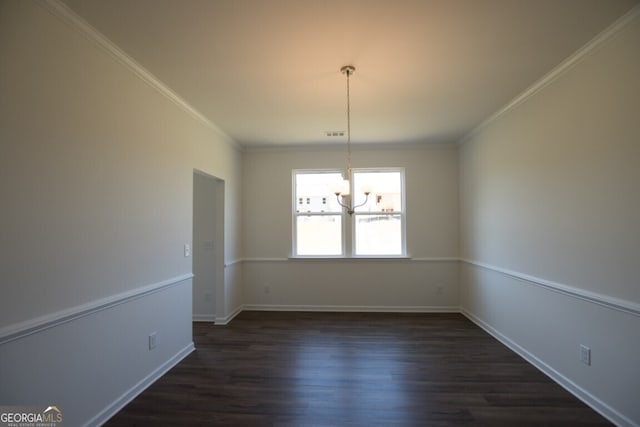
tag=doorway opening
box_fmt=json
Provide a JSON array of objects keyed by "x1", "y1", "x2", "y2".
[{"x1": 192, "y1": 170, "x2": 224, "y2": 322}]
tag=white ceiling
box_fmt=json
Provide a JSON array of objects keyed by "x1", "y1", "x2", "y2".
[{"x1": 63, "y1": 0, "x2": 637, "y2": 148}]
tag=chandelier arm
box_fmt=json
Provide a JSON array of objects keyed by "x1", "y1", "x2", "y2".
[
  {"x1": 335, "y1": 194, "x2": 348, "y2": 209},
  {"x1": 335, "y1": 193, "x2": 369, "y2": 216},
  {"x1": 335, "y1": 194, "x2": 356, "y2": 216},
  {"x1": 351, "y1": 193, "x2": 370, "y2": 211}
]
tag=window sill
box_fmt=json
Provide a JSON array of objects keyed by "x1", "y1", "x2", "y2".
[{"x1": 288, "y1": 256, "x2": 411, "y2": 261}]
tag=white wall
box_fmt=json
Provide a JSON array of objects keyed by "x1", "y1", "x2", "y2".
[
  {"x1": 0, "y1": 278, "x2": 193, "y2": 427},
  {"x1": 242, "y1": 146, "x2": 459, "y2": 311},
  {"x1": 459, "y1": 9, "x2": 640, "y2": 426},
  {"x1": 0, "y1": 1, "x2": 242, "y2": 425},
  {"x1": 3, "y1": 1, "x2": 637, "y2": 426}
]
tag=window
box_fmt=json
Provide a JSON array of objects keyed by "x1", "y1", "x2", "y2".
[
  {"x1": 293, "y1": 169, "x2": 405, "y2": 257},
  {"x1": 293, "y1": 171, "x2": 344, "y2": 256},
  {"x1": 352, "y1": 170, "x2": 404, "y2": 256}
]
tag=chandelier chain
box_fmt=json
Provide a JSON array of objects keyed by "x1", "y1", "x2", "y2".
[
  {"x1": 346, "y1": 67, "x2": 352, "y2": 175},
  {"x1": 335, "y1": 65, "x2": 369, "y2": 215}
]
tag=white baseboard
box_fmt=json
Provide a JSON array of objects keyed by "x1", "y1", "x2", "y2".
[
  {"x1": 210, "y1": 304, "x2": 460, "y2": 325},
  {"x1": 192, "y1": 314, "x2": 215, "y2": 322},
  {"x1": 460, "y1": 308, "x2": 636, "y2": 427},
  {"x1": 243, "y1": 304, "x2": 460, "y2": 313},
  {"x1": 214, "y1": 304, "x2": 244, "y2": 325},
  {"x1": 198, "y1": 302, "x2": 635, "y2": 424},
  {"x1": 89, "y1": 342, "x2": 195, "y2": 427}
]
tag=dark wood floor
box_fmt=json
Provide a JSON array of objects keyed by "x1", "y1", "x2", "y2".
[{"x1": 106, "y1": 311, "x2": 611, "y2": 426}]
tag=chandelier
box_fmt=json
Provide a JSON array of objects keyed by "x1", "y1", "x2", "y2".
[{"x1": 333, "y1": 65, "x2": 371, "y2": 215}]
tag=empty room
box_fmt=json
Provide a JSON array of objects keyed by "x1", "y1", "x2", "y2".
[{"x1": 1, "y1": 0, "x2": 638, "y2": 426}]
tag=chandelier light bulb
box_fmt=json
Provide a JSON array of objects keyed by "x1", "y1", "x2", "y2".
[{"x1": 340, "y1": 179, "x2": 351, "y2": 196}]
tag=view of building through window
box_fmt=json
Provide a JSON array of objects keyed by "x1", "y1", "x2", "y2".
[
  {"x1": 294, "y1": 172, "x2": 343, "y2": 255},
  {"x1": 294, "y1": 169, "x2": 404, "y2": 256},
  {"x1": 353, "y1": 171, "x2": 403, "y2": 255}
]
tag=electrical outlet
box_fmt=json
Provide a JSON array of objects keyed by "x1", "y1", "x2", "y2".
[
  {"x1": 264, "y1": 285, "x2": 271, "y2": 294},
  {"x1": 184, "y1": 244, "x2": 191, "y2": 257},
  {"x1": 149, "y1": 332, "x2": 158, "y2": 350},
  {"x1": 580, "y1": 344, "x2": 591, "y2": 365},
  {"x1": 436, "y1": 285, "x2": 444, "y2": 295}
]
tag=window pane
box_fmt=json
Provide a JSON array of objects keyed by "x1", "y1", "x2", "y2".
[
  {"x1": 295, "y1": 172, "x2": 343, "y2": 213},
  {"x1": 353, "y1": 171, "x2": 402, "y2": 213},
  {"x1": 355, "y1": 214, "x2": 402, "y2": 255},
  {"x1": 296, "y1": 215, "x2": 342, "y2": 255}
]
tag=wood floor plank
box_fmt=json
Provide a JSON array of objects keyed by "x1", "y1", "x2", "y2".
[{"x1": 105, "y1": 312, "x2": 612, "y2": 426}]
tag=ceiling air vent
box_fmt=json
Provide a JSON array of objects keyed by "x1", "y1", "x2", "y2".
[{"x1": 325, "y1": 131, "x2": 345, "y2": 137}]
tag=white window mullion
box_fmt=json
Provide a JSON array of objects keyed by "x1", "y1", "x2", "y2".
[{"x1": 344, "y1": 205, "x2": 353, "y2": 257}]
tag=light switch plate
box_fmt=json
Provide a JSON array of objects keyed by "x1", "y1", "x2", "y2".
[
  {"x1": 580, "y1": 344, "x2": 591, "y2": 365},
  {"x1": 149, "y1": 332, "x2": 157, "y2": 350}
]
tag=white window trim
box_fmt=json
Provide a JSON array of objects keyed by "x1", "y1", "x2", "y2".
[
  {"x1": 292, "y1": 168, "x2": 406, "y2": 258},
  {"x1": 350, "y1": 167, "x2": 406, "y2": 258},
  {"x1": 292, "y1": 169, "x2": 345, "y2": 257}
]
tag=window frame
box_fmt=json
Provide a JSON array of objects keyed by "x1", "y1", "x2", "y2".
[
  {"x1": 292, "y1": 168, "x2": 406, "y2": 258},
  {"x1": 292, "y1": 169, "x2": 346, "y2": 257},
  {"x1": 351, "y1": 167, "x2": 406, "y2": 257}
]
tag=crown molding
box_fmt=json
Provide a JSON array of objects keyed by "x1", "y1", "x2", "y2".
[
  {"x1": 39, "y1": 0, "x2": 240, "y2": 151},
  {"x1": 457, "y1": 4, "x2": 640, "y2": 148}
]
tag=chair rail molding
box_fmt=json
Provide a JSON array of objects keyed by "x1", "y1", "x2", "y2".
[{"x1": 462, "y1": 259, "x2": 640, "y2": 317}]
